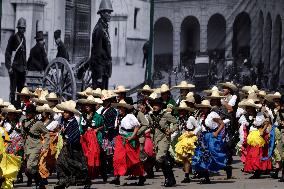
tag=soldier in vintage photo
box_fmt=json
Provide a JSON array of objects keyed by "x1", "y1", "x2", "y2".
[
  {"x1": 90, "y1": 0, "x2": 113, "y2": 90},
  {"x1": 54, "y1": 30, "x2": 69, "y2": 62},
  {"x1": 5, "y1": 17, "x2": 27, "y2": 108}
]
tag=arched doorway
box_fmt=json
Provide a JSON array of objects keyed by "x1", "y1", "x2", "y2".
[
  {"x1": 207, "y1": 13, "x2": 226, "y2": 82},
  {"x1": 271, "y1": 15, "x2": 282, "y2": 89},
  {"x1": 263, "y1": 13, "x2": 272, "y2": 72},
  {"x1": 233, "y1": 12, "x2": 251, "y2": 63},
  {"x1": 154, "y1": 17, "x2": 173, "y2": 74},
  {"x1": 180, "y1": 16, "x2": 200, "y2": 74}
]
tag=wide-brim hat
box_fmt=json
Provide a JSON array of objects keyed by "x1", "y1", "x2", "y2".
[
  {"x1": 174, "y1": 101, "x2": 194, "y2": 112},
  {"x1": 172, "y1": 81, "x2": 195, "y2": 90},
  {"x1": 16, "y1": 87, "x2": 35, "y2": 97},
  {"x1": 247, "y1": 91, "x2": 260, "y2": 102},
  {"x1": 219, "y1": 81, "x2": 238, "y2": 91},
  {"x1": 36, "y1": 104, "x2": 54, "y2": 113},
  {"x1": 203, "y1": 86, "x2": 220, "y2": 94},
  {"x1": 77, "y1": 87, "x2": 93, "y2": 98},
  {"x1": 1, "y1": 105, "x2": 22, "y2": 114},
  {"x1": 46, "y1": 92, "x2": 60, "y2": 101},
  {"x1": 205, "y1": 90, "x2": 225, "y2": 99},
  {"x1": 185, "y1": 92, "x2": 195, "y2": 103},
  {"x1": 53, "y1": 107, "x2": 64, "y2": 114},
  {"x1": 137, "y1": 85, "x2": 154, "y2": 93},
  {"x1": 31, "y1": 94, "x2": 48, "y2": 104},
  {"x1": 0, "y1": 98, "x2": 10, "y2": 108},
  {"x1": 88, "y1": 88, "x2": 102, "y2": 97},
  {"x1": 114, "y1": 85, "x2": 130, "y2": 93},
  {"x1": 112, "y1": 100, "x2": 133, "y2": 109},
  {"x1": 258, "y1": 90, "x2": 267, "y2": 97},
  {"x1": 56, "y1": 100, "x2": 80, "y2": 115},
  {"x1": 195, "y1": 100, "x2": 212, "y2": 108},
  {"x1": 265, "y1": 92, "x2": 282, "y2": 102},
  {"x1": 101, "y1": 90, "x2": 118, "y2": 101},
  {"x1": 147, "y1": 92, "x2": 166, "y2": 107},
  {"x1": 78, "y1": 95, "x2": 103, "y2": 105},
  {"x1": 156, "y1": 84, "x2": 170, "y2": 93},
  {"x1": 239, "y1": 99, "x2": 262, "y2": 109}
]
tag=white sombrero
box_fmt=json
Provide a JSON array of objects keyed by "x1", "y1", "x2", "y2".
[
  {"x1": 205, "y1": 90, "x2": 226, "y2": 99},
  {"x1": 77, "y1": 87, "x2": 93, "y2": 97},
  {"x1": 185, "y1": 92, "x2": 195, "y2": 103},
  {"x1": 174, "y1": 101, "x2": 194, "y2": 112},
  {"x1": 78, "y1": 95, "x2": 103, "y2": 105},
  {"x1": 114, "y1": 85, "x2": 130, "y2": 93},
  {"x1": 195, "y1": 100, "x2": 212, "y2": 108},
  {"x1": 111, "y1": 99, "x2": 133, "y2": 109},
  {"x1": 46, "y1": 92, "x2": 61, "y2": 101},
  {"x1": 56, "y1": 100, "x2": 80, "y2": 115},
  {"x1": 36, "y1": 104, "x2": 54, "y2": 113},
  {"x1": 137, "y1": 85, "x2": 154, "y2": 93},
  {"x1": 1, "y1": 105, "x2": 22, "y2": 113},
  {"x1": 172, "y1": 81, "x2": 195, "y2": 90},
  {"x1": 238, "y1": 99, "x2": 262, "y2": 109},
  {"x1": 16, "y1": 87, "x2": 35, "y2": 97},
  {"x1": 219, "y1": 81, "x2": 238, "y2": 91}
]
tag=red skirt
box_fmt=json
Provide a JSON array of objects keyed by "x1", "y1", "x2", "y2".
[
  {"x1": 80, "y1": 129, "x2": 101, "y2": 178},
  {"x1": 144, "y1": 133, "x2": 155, "y2": 157},
  {"x1": 113, "y1": 135, "x2": 144, "y2": 176},
  {"x1": 244, "y1": 133, "x2": 272, "y2": 172}
]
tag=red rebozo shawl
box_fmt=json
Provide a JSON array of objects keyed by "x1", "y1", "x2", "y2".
[
  {"x1": 80, "y1": 129, "x2": 100, "y2": 178},
  {"x1": 113, "y1": 135, "x2": 144, "y2": 176},
  {"x1": 144, "y1": 133, "x2": 155, "y2": 157}
]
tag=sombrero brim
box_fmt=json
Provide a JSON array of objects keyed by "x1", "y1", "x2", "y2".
[
  {"x1": 205, "y1": 96, "x2": 226, "y2": 99},
  {"x1": 56, "y1": 104, "x2": 80, "y2": 115},
  {"x1": 195, "y1": 104, "x2": 212, "y2": 108},
  {"x1": 36, "y1": 107, "x2": 54, "y2": 113},
  {"x1": 111, "y1": 103, "x2": 133, "y2": 109},
  {"x1": 239, "y1": 103, "x2": 262, "y2": 109},
  {"x1": 171, "y1": 85, "x2": 195, "y2": 90},
  {"x1": 77, "y1": 99, "x2": 101, "y2": 105},
  {"x1": 46, "y1": 97, "x2": 61, "y2": 101},
  {"x1": 1, "y1": 108, "x2": 22, "y2": 113},
  {"x1": 219, "y1": 83, "x2": 238, "y2": 91},
  {"x1": 16, "y1": 92, "x2": 35, "y2": 97},
  {"x1": 114, "y1": 89, "x2": 130, "y2": 93},
  {"x1": 174, "y1": 107, "x2": 194, "y2": 112},
  {"x1": 137, "y1": 89, "x2": 154, "y2": 93},
  {"x1": 31, "y1": 98, "x2": 48, "y2": 104}
]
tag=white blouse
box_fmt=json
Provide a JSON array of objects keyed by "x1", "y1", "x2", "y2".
[
  {"x1": 119, "y1": 114, "x2": 140, "y2": 135},
  {"x1": 205, "y1": 111, "x2": 221, "y2": 130}
]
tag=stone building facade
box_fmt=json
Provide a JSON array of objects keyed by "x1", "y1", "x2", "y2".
[
  {"x1": 154, "y1": 0, "x2": 284, "y2": 87},
  {"x1": 1, "y1": 0, "x2": 150, "y2": 65}
]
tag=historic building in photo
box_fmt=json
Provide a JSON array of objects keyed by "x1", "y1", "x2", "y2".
[
  {"x1": 0, "y1": 0, "x2": 150, "y2": 65},
  {"x1": 154, "y1": 0, "x2": 284, "y2": 88}
]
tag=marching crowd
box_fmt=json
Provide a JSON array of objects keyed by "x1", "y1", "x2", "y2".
[{"x1": 0, "y1": 81, "x2": 284, "y2": 189}]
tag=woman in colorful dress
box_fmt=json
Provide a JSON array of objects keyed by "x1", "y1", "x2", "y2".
[
  {"x1": 110, "y1": 100, "x2": 146, "y2": 186},
  {"x1": 175, "y1": 101, "x2": 198, "y2": 183},
  {"x1": 241, "y1": 99, "x2": 272, "y2": 179},
  {"x1": 78, "y1": 95, "x2": 107, "y2": 181},
  {"x1": 1, "y1": 105, "x2": 24, "y2": 183},
  {"x1": 192, "y1": 100, "x2": 227, "y2": 184}
]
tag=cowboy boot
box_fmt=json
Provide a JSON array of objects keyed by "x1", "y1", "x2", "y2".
[
  {"x1": 270, "y1": 168, "x2": 279, "y2": 179},
  {"x1": 110, "y1": 176, "x2": 120, "y2": 185},
  {"x1": 225, "y1": 166, "x2": 233, "y2": 179}
]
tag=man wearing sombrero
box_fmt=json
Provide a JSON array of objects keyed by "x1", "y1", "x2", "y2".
[
  {"x1": 172, "y1": 81, "x2": 195, "y2": 106},
  {"x1": 16, "y1": 87, "x2": 34, "y2": 112}
]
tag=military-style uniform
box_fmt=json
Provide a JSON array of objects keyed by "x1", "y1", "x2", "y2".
[
  {"x1": 136, "y1": 111, "x2": 150, "y2": 161},
  {"x1": 23, "y1": 119, "x2": 49, "y2": 175},
  {"x1": 27, "y1": 43, "x2": 49, "y2": 71},
  {"x1": 56, "y1": 41, "x2": 69, "y2": 61}
]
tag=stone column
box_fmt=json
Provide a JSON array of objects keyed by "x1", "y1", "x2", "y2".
[
  {"x1": 225, "y1": 20, "x2": 233, "y2": 59},
  {"x1": 250, "y1": 11, "x2": 259, "y2": 67},
  {"x1": 199, "y1": 9, "x2": 207, "y2": 53},
  {"x1": 173, "y1": 8, "x2": 180, "y2": 69}
]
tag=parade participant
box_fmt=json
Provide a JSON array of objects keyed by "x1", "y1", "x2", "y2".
[
  {"x1": 89, "y1": 88, "x2": 103, "y2": 98},
  {"x1": 37, "y1": 104, "x2": 59, "y2": 188},
  {"x1": 172, "y1": 81, "x2": 195, "y2": 106},
  {"x1": 148, "y1": 92, "x2": 178, "y2": 187},
  {"x1": 192, "y1": 100, "x2": 227, "y2": 184},
  {"x1": 78, "y1": 95, "x2": 107, "y2": 181},
  {"x1": 240, "y1": 99, "x2": 272, "y2": 179},
  {"x1": 27, "y1": 31, "x2": 49, "y2": 72},
  {"x1": 55, "y1": 100, "x2": 90, "y2": 189},
  {"x1": 1, "y1": 105, "x2": 24, "y2": 183},
  {"x1": 206, "y1": 90, "x2": 234, "y2": 179},
  {"x1": 137, "y1": 85, "x2": 154, "y2": 98},
  {"x1": 91, "y1": 0, "x2": 113, "y2": 89},
  {"x1": 31, "y1": 91, "x2": 49, "y2": 106},
  {"x1": 16, "y1": 87, "x2": 34, "y2": 111},
  {"x1": 0, "y1": 99, "x2": 11, "y2": 124},
  {"x1": 54, "y1": 30, "x2": 70, "y2": 61},
  {"x1": 101, "y1": 90, "x2": 118, "y2": 173},
  {"x1": 5, "y1": 17, "x2": 27, "y2": 108},
  {"x1": 114, "y1": 85, "x2": 133, "y2": 104},
  {"x1": 77, "y1": 87, "x2": 93, "y2": 99},
  {"x1": 158, "y1": 84, "x2": 176, "y2": 107},
  {"x1": 174, "y1": 101, "x2": 197, "y2": 183},
  {"x1": 219, "y1": 81, "x2": 238, "y2": 113},
  {"x1": 46, "y1": 92, "x2": 61, "y2": 108},
  {"x1": 110, "y1": 100, "x2": 145, "y2": 186},
  {"x1": 0, "y1": 129, "x2": 22, "y2": 189},
  {"x1": 136, "y1": 99, "x2": 155, "y2": 178},
  {"x1": 23, "y1": 104, "x2": 50, "y2": 188}
]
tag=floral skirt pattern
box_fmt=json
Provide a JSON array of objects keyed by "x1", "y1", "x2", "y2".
[
  {"x1": 192, "y1": 132, "x2": 227, "y2": 173},
  {"x1": 6, "y1": 135, "x2": 24, "y2": 157}
]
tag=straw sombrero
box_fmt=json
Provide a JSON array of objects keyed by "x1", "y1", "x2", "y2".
[
  {"x1": 16, "y1": 87, "x2": 35, "y2": 97},
  {"x1": 238, "y1": 99, "x2": 262, "y2": 109},
  {"x1": 219, "y1": 81, "x2": 238, "y2": 91},
  {"x1": 195, "y1": 100, "x2": 212, "y2": 108},
  {"x1": 205, "y1": 90, "x2": 225, "y2": 99},
  {"x1": 77, "y1": 87, "x2": 93, "y2": 97},
  {"x1": 1, "y1": 105, "x2": 22, "y2": 113},
  {"x1": 251, "y1": 85, "x2": 259, "y2": 93},
  {"x1": 265, "y1": 92, "x2": 282, "y2": 102},
  {"x1": 114, "y1": 85, "x2": 130, "y2": 93},
  {"x1": 89, "y1": 88, "x2": 102, "y2": 97},
  {"x1": 112, "y1": 100, "x2": 133, "y2": 109},
  {"x1": 247, "y1": 90, "x2": 260, "y2": 102},
  {"x1": 56, "y1": 100, "x2": 80, "y2": 115},
  {"x1": 53, "y1": 107, "x2": 64, "y2": 114},
  {"x1": 46, "y1": 92, "x2": 60, "y2": 101},
  {"x1": 36, "y1": 104, "x2": 54, "y2": 113},
  {"x1": 137, "y1": 85, "x2": 154, "y2": 93},
  {"x1": 258, "y1": 90, "x2": 267, "y2": 97},
  {"x1": 31, "y1": 94, "x2": 48, "y2": 104},
  {"x1": 172, "y1": 81, "x2": 195, "y2": 90},
  {"x1": 157, "y1": 84, "x2": 170, "y2": 93},
  {"x1": 0, "y1": 99, "x2": 10, "y2": 107},
  {"x1": 203, "y1": 86, "x2": 220, "y2": 94},
  {"x1": 175, "y1": 101, "x2": 194, "y2": 112},
  {"x1": 78, "y1": 95, "x2": 103, "y2": 105},
  {"x1": 185, "y1": 92, "x2": 195, "y2": 103},
  {"x1": 101, "y1": 90, "x2": 118, "y2": 101}
]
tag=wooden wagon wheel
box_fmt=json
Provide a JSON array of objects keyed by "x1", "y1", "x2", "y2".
[
  {"x1": 42, "y1": 58, "x2": 76, "y2": 100},
  {"x1": 81, "y1": 67, "x2": 92, "y2": 91}
]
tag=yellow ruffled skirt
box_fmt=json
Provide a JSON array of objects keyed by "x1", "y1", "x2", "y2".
[
  {"x1": 175, "y1": 132, "x2": 198, "y2": 163},
  {"x1": 0, "y1": 137, "x2": 22, "y2": 189},
  {"x1": 247, "y1": 130, "x2": 266, "y2": 147}
]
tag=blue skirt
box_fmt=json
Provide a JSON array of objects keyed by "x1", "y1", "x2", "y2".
[{"x1": 192, "y1": 132, "x2": 227, "y2": 172}]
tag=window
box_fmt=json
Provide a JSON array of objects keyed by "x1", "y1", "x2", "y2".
[
  {"x1": 134, "y1": 8, "x2": 140, "y2": 29},
  {"x1": 115, "y1": 28, "x2": 118, "y2": 36}
]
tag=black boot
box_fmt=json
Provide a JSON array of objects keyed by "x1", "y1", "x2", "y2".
[
  {"x1": 249, "y1": 170, "x2": 261, "y2": 179},
  {"x1": 279, "y1": 162, "x2": 284, "y2": 182},
  {"x1": 110, "y1": 176, "x2": 120, "y2": 185},
  {"x1": 26, "y1": 172, "x2": 33, "y2": 187},
  {"x1": 137, "y1": 176, "x2": 146, "y2": 186},
  {"x1": 270, "y1": 168, "x2": 279, "y2": 179},
  {"x1": 225, "y1": 166, "x2": 233, "y2": 179},
  {"x1": 200, "y1": 171, "x2": 211, "y2": 184}
]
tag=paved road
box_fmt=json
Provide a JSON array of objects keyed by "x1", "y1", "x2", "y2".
[{"x1": 14, "y1": 157, "x2": 284, "y2": 189}]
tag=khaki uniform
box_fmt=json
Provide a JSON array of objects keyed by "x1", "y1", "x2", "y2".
[
  {"x1": 151, "y1": 111, "x2": 177, "y2": 163},
  {"x1": 275, "y1": 111, "x2": 284, "y2": 160},
  {"x1": 24, "y1": 119, "x2": 49, "y2": 174},
  {"x1": 137, "y1": 111, "x2": 150, "y2": 160}
]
